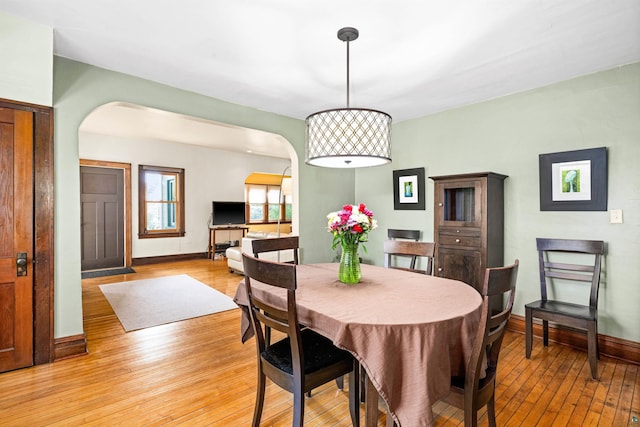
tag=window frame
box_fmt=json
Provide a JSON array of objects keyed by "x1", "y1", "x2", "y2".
[
  {"x1": 138, "y1": 164, "x2": 185, "y2": 238},
  {"x1": 245, "y1": 183, "x2": 292, "y2": 225}
]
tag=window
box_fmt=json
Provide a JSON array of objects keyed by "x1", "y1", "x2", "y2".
[
  {"x1": 245, "y1": 183, "x2": 292, "y2": 224},
  {"x1": 138, "y1": 165, "x2": 185, "y2": 238}
]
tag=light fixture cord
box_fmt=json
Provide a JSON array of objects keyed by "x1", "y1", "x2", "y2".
[{"x1": 346, "y1": 39, "x2": 350, "y2": 108}]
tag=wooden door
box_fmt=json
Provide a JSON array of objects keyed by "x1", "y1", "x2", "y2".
[
  {"x1": 0, "y1": 108, "x2": 34, "y2": 372},
  {"x1": 80, "y1": 166, "x2": 125, "y2": 271},
  {"x1": 435, "y1": 246, "x2": 482, "y2": 291}
]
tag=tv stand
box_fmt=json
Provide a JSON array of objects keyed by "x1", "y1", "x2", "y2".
[{"x1": 208, "y1": 226, "x2": 249, "y2": 259}]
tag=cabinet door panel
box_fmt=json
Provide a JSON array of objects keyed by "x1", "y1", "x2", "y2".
[
  {"x1": 436, "y1": 247, "x2": 482, "y2": 290},
  {"x1": 435, "y1": 179, "x2": 483, "y2": 228}
]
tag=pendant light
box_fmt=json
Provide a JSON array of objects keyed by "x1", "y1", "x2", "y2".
[{"x1": 305, "y1": 27, "x2": 392, "y2": 168}]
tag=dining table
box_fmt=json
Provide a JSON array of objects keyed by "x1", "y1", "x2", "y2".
[{"x1": 233, "y1": 262, "x2": 483, "y2": 427}]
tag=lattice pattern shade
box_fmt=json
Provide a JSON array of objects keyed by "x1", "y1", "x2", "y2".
[{"x1": 305, "y1": 108, "x2": 392, "y2": 168}]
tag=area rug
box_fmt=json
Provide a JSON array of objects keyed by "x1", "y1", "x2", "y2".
[
  {"x1": 99, "y1": 274, "x2": 238, "y2": 331},
  {"x1": 82, "y1": 267, "x2": 136, "y2": 279}
]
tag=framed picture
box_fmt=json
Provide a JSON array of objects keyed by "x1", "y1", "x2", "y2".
[
  {"x1": 539, "y1": 147, "x2": 607, "y2": 211},
  {"x1": 393, "y1": 167, "x2": 425, "y2": 210}
]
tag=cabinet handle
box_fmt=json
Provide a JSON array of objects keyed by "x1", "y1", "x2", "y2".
[
  {"x1": 438, "y1": 267, "x2": 442, "y2": 272},
  {"x1": 455, "y1": 239, "x2": 460, "y2": 243},
  {"x1": 456, "y1": 229, "x2": 460, "y2": 233},
  {"x1": 438, "y1": 203, "x2": 443, "y2": 207}
]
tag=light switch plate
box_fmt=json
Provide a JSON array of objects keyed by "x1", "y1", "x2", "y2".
[{"x1": 609, "y1": 209, "x2": 623, "y2": 224}]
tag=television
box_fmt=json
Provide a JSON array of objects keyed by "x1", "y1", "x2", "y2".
[{"x1": 212, "y1": 201, "x2": 246, "y2": 226}]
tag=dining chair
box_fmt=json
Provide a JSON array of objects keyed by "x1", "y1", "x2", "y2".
[
  {"x1": 242, "y1": 253, "x2": 360, "y2": 427},
  {"x1": 525, "y1": 238, "x2": 605, "y2": 380},
  {"x1": 442, "y1": 259, "x2": 519, "y2": 427},
  {"x1": 383, "y1": 239, "x2": 435, "y2": 275},
  {"x1": 387, "y1": 228, "x2": 421, "y2": 269}
]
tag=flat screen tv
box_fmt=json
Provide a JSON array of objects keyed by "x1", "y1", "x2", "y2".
[{"x1": 212, "y1": 201, "x2": 246, "y2": 225}]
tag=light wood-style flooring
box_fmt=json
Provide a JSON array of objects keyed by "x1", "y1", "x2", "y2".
[{"x1": 0, "y1": 259, "x2": 638, "y2": 426}]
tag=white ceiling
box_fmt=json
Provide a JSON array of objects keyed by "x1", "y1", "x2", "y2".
[{"x1": 2, "y1": 0, "x2": 639, "y2": 158}]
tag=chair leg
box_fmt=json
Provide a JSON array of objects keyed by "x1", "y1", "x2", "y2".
[
  {"x1": 349, "y1": 362, "x2": 360, "y2": 427},
  {"x1": 335, "y1": 376, "x2": 344, "y2": 390},
  {"x1": 252, "y1": 372, "x2": 266, "y2": 427},
  {"x1": 542, "y1": 320, "x2": 549, "y2": 346},
  {"x1": 587, "y1": 321, "x2": 599, "y2": 380},
  {"x1": 293, "y1": 385, "x2": 304, "y2": 427},
  {"x1": 487, "y1": 394, "x2": 497, "y2": 427},
  {"x1": 525, "y1": 308, "x2": 533, "y2": 358},
  {"x1": 360, "y1": 365, "x2": 367, "y2": 403}
]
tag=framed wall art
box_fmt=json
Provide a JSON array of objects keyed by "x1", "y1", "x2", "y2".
[
  {"x1": 393, "y1": 167, "x2": 425, "y2": 210},
  {"x1": 539, "y1": 147, "x2": 607, "y2": 211}
]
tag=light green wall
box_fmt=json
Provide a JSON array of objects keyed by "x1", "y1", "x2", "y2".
[
  {"x1": 53, "y1": 57, "x2": 354, "y2": 337},
  {"x1": 0, "y1": 11, "x2": 53, "y2": 106},
  {"x1": 356, "y1": 63, "x2": 640, "y2": 342}
]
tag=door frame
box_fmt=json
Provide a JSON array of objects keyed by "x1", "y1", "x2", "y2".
[
  {"x1": 0, "y1": 98, "x2": 54, "y2": 365},
  {"x1": 79, "y1": 159, "x2": 132, "y2": 269}
]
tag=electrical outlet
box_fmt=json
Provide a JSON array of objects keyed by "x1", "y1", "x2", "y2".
[{"x1": 609, "y1": 209, "x2": 623, "y2": 224}]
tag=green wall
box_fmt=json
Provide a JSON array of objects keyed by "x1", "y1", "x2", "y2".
[
  {"x1": 356, "y1": 63, "x2": 640, "y2": 342},
  {"x1": 51, "y1": 56, "x2": 640, "y2": 343},
  {"x1": 53, "y1": 57, "x2": 354, "y2": 338}
]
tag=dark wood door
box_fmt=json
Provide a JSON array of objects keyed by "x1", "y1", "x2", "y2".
[
  {"x1": 0, "y1": 108, "x2": 34, "y2": 372},
  {"x1": 435, "y1": 246, "x2": 482, "y2": 291},
  {"x1": 80, "y1": 166, "x2": 125, "y2": 271}
]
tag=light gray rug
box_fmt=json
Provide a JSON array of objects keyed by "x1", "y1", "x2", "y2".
[{"x1": 99, "y1": 274, "x2": 238, "y2": 331}]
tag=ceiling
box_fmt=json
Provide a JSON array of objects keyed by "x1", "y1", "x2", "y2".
[{"x1": 2, "y1": 1, "x2": 639, "y2": 157}]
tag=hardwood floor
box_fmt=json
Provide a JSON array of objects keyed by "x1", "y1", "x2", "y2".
[{"x1": 0, "y1": 259, "x2": 638, "y2": 426}]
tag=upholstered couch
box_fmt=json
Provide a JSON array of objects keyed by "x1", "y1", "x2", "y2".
[{"x1": 225, "y1": 231, "x2": 295, "y2": 274}]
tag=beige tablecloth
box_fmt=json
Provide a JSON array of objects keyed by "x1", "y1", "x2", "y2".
[{"x1": 234, "y1": 263, "x2": 482, "y2": 427}]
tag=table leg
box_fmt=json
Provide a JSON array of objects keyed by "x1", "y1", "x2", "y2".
[{"x1": 364, "y1": 373, "x2": 378, "y2": 427}]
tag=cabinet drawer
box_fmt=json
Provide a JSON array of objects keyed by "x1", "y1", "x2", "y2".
[
  {"x1": 439, "y1": 227, "x2": 480, "y2": 237},
  {"x1": 439, "y1": 228, "x2": 481, "y2": 247}
]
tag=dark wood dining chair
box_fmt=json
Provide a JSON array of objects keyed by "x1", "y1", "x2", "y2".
[
  {"x1": 443, "y1": 259, "x2": 519, "y2": 427},
  {"x1": 387, "y1": 228, "x2": 421, "y2": 269},
  {"x1": 242, "y1": 253, "x2": 360, "y2": 427},
  {"x1": 525, "y1": 238, "x2": 604, "y2": 380},
  {"x1": 250, "y1": 236, "x2": 299, "y2": 264},
  {"x1": 383, "y1": 239, "x2": 435, "y2": 275}
]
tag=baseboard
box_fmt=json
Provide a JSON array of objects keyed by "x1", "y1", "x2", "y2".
[
  {"x1": 54, "y1": 334, "x2": 88, "y2": 361},
  {"x1": 507, "y1": 314, "x2": 640, "y2": 365},
  {"x1": 132, "y1": 252, "x2": 207, "y2": 266}
]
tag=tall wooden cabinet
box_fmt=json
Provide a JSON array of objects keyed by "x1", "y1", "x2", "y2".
[{"x1": 430, "y1": 172, "x2": 507, "y2": 292}]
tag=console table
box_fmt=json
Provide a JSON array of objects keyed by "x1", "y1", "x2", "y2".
[{"x1": 208, "y1": 226, "x2": 249, "y2": 259}]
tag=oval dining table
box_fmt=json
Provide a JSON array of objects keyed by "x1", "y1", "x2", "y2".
[{"x1": 234, "y1": 262, "x2": 483, "y2": 427}]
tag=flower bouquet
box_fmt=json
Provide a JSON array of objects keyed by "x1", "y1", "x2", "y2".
[{"x1": 327, "y1": 203, "x2": 377, "y2": 284}]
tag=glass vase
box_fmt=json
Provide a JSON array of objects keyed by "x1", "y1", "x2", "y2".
[{"x1": 339, "y1": 241, "x2": 361, "y2": 284}]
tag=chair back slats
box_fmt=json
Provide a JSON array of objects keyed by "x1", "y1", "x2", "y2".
[
  {"x1": 536, "y1": 238, "x2": 604, "y2": 254},
  {"x1": 243, "y1": 254, "x2": 297, "y2": 289},
  {"x1": 387, "y1": 229, "x2": 422, "y2": 269},
  {"x1": 383, "y1": 240, "x2": 435, "y2": 275},
  {"x1": 536, "y1": 238, "x2": 604, "y2": 306},
  {"x1": 387, "y1": 228, "x2": 421, "y2": 240},
  {"x1": 242, "y1": 254, "x2": 299, "y2": 341},
  {"x1": 251, "y1": 296, "x2": 291, "y2": 334},
  {"x1": 545, "y1": 270, "x2": 596, "y2": 282},
  {"x1": 251, "y1": 236, "x2": 300, "y2": 265}
]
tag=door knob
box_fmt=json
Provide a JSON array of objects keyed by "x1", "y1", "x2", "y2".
[{"x1": 16, "y1": 252, "x2": 28, "y2": 276}]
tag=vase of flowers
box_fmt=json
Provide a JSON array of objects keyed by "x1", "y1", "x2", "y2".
[{"x1": 327, "y1": 203, "x2": 377, "y2": 284}]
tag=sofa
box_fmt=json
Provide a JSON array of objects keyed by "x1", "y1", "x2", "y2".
[{"x1": 226, "y1": 231, "x2": 295, "y2": 274}]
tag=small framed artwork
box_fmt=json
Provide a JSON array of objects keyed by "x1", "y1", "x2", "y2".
[
  {"x1": 393, "y1": 167, "x2": 425, "y2": 210},
  {"x1": 539, "y1": 147, "x2": 607, "y2": 211}
]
